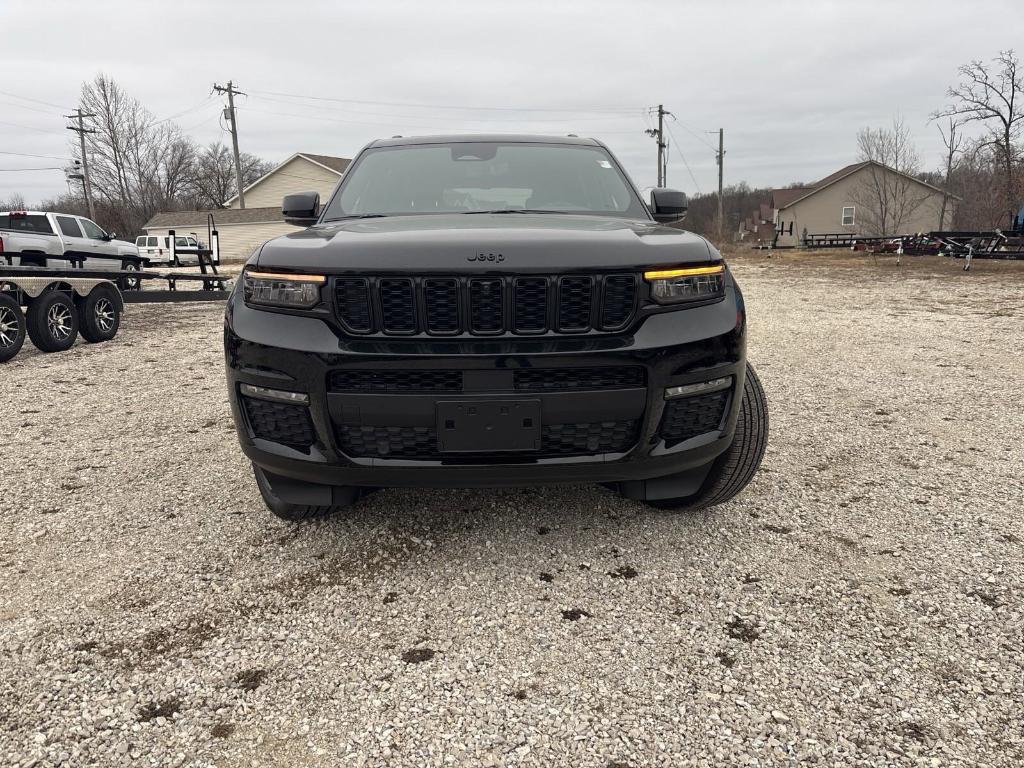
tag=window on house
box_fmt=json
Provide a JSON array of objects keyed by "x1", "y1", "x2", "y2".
[{"x1": 842, "y1": 206, "x2": 855, "y2": 226}]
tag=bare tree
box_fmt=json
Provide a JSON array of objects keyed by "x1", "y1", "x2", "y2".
[
  {"x1": 0, "y1": 193, "x2": 27, "y2": 211},
  {"x1": 935, "y1": 50, "x2": 1024, "y2": 220},
  {"x1": 949, "y1": 139, "x2": 1013, "y2": 229},
  {"x1": 936, "y1": 117, "x2": 964, "y2": 230},
  {"x1": 850, "y1": 118, "x2": 931, "y2": 236},
  {"x1": 76, "y1": 74, "x2": 199, "y2": 234},
  {"x1": 192, "y1": 142, "x2": 274, "y2": 209}
]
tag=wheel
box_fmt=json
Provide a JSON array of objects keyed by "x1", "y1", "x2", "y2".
[
  {"x1": 119, "y1": 261, "x2": 141, "y2": 291},
  {"x1": 252, "y1": 463, "x2": 362, "y2": 521},
  {"x1": 0, "y1": 293, "x2": 26, "y2": 362},
  {"x1": 26, "y1": 291, "x2": 79, "y2": 353},
  {"x1": 78, "y1": 286, "x2": 121, "y2": 343},
  {"x1": 646, "y1": 363, "x2": 769, "y2": 511}
]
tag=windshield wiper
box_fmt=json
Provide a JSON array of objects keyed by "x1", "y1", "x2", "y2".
[
  {"x1": 462, "y1": 209, "x2": 568, "y2": 215},
  {"x1": 322, "y1": 213, "x2": 389, "y2": 222}
]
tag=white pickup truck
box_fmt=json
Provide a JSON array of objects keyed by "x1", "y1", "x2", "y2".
[{"x1": 0, "y1": 211, "x2": 145, "y2": 288}]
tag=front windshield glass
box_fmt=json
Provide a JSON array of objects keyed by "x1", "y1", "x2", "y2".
[{"x1": 323, "y1": 142, "x2": 648, "y2": 220}]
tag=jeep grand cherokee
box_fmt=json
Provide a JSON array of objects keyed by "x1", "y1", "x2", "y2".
[{"x1": 224, "y1": 135, "x2": 768, "y2": 520}]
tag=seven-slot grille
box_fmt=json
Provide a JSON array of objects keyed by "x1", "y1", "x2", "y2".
[{"x1": 333, "y1": 274, "x2": 637, "y2": 336}]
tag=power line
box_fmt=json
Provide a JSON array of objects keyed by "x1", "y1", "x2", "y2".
[
  {"x1": 0, "y1": 150, "x2": 69, "y2": 161},
  {"x1": 245, "y1": 89, "x2": 638, "y2": 114},
  {"x1": 0, "y1": 119, "x2": 66, "y2": 135},
  {"x1": 669, "y1": 115, "x2": 717, "y2": 151},
  {"x1": 248, "y1": 93, "x2": 643, "y2": 124},
  {"x1": 0, "y1": 99, "x2": 60, "y2": 116},
  {"x1": 663, "y1": 122, "x2": 701, "y2": 194},
  {"x1": 155, "y1": 96, "x2": 218, "y2": 124},
  {"x1": 0, "y1": 89, "x2": 71, "y2": 110}
]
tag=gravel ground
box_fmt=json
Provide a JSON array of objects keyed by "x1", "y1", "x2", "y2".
[{"x1": 1, "y1": 254, "x2": 1022, "y2": 767}]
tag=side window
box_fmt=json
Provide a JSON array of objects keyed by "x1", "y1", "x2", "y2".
[
  {"x1": 2, "y1": 214, "x2": 54, "y2": 234},
  {"x1": 842, "y1": 206, "x2": 855, "y2": 226},
  {"x1": 175, "y1": 237, "x2": 188, "y2": 247},
  {"x1": 136, "y1": 236, "x2": 146, "y2": 246},
  {"x1": 147, "y1": 237, "x2": 159, "y2": 247},
  {"x1": 187, "y1": 237, "x2": 198, "y2": 246},
  {"x1": 79, "y1": 218, "x2": 106, "y2": 239},
  {"x1": 56, "y1": 216, "x2": 83, "y2": 237}
]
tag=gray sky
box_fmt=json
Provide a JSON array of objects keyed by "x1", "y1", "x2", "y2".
[{"x1": 2, "y1": 0, "x2": 1022, "y2": 205}]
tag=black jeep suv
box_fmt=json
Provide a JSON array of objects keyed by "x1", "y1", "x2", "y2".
[{"x1": 225, "y1": 135, "x2": 768, "y2": 520}]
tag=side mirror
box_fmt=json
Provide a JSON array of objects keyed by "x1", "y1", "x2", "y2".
[
  {"x1": 107, "y1": 232, "x2": 117, "y2": 240},
  {"x1": 283, "y1": 192, "x2": 320, "y2": 225},
  {"x1": 650, "y1": 188, "x2": 688, "y2": 223}
]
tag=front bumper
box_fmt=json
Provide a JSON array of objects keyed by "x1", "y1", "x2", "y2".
[{"x1": 224, "y1": 280, "x2": 747, "y2": 491}]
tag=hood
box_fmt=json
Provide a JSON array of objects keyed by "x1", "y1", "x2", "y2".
[{"x1": 255, "y1": 213, "x2": 715, "y2": 273}]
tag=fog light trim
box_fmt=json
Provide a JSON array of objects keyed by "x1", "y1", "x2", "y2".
[
  {"x1": 664, "y1": 376, "x2": 732, "y2": 399},
  {"x1": 240, "y1": 383, "x2": 310, "y2": 405}
]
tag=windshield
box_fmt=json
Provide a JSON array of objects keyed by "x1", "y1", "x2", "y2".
[{"x1": 323, "y1": 141, "x2": 648, "y2": 220}]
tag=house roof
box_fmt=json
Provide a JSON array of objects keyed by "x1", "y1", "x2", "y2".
[
  {"x1": 771, "y1": 187, "x2": 815, "y2": 209},
  {"x1": 143, "y1": 206, "x2": 283, "y2": 230},
  {"x1": 223, "y1": 152, "x2": 351, "y2": 206},
  {"x1": 776, "y1": 160, "x2": 957, "y2": 210}
]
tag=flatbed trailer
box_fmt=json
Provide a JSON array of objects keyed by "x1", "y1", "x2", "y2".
[
  {"x1": 0, "y1": 263, "x2": 234, "y2": 361},
  {"x1": 0, "y1": 264, "x2": 232, "y2": 302}
]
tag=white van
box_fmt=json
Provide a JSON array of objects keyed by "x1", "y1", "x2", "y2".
[{"x1": 135, "y1": 234, "x2": 203, "y2": 266}]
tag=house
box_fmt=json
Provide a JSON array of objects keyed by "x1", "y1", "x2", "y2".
[
  {"x1": 143, "y1": 152, "x2": 350, "y2": 262},
  {"x1": 770, "y1": 161, "x2": 952, "y2": 247}
]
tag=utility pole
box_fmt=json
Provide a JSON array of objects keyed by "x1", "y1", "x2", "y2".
[
  {"x1": 213, "y1": 80, "x2": 246, "y2": 208},
  {"x1": 716, "y1": 128, "x2": 725, "y2": 241},
  {"x1": 65, "y1": 109, "x2": 97, "y2": 221},
  {"x1": 645, "y1": 104, "x2": 670, "y2": 187}
]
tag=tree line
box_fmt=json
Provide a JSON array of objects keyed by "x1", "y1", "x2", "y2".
[{"x1": 3, "y1": 74, "x2": 274, "y2": 238}]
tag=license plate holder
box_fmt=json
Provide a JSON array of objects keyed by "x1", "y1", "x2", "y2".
[{"x1": 437, "y1": 400, "x2": 542, "y2": 453}]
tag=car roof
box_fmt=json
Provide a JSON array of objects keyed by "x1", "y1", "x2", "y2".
[{"x1": 367, "y1": 134, "x2": 603, "y2": 148}]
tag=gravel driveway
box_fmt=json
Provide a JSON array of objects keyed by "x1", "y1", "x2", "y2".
[{"x1": 2, "y1": 254, "x2": 1022, "y2": 767}]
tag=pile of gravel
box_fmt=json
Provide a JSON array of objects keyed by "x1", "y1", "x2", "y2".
[{"x1": 1, "y1": 259, "x2": 1021, "y2": 766}]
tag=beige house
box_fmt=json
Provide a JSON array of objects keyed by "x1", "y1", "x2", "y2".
[
  {"x1": 143, "y1": 152, "x2": 350, "y2": 262},
  {"x1": 771, "y1": 161, "x2": 952, "y2": 247}
]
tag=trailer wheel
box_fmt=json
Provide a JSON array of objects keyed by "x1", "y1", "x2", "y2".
[
  {"x1": 78, "y1": 285, "x2": 121, "y2": 343},
  {"x1": 119, "y1": 261, "x2": 141, "y2": 291},
  {"x1": 26, "y1": 292, "x2": 79, "y2": 353},
  {"x1": 0, "y1": 293, "x2": 26, "y2": 362}
]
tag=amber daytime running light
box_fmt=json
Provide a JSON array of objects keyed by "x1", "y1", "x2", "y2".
[
  {"x1": 644, "y1": 263, "x2": 726, "y2": 304},
  {"x1": 243, "y1": 271, "x2": 326, "y2": 309}
]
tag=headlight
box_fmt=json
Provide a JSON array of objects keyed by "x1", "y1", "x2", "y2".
[
  {"x1": 243, "y1": 270, "x2": 325, "y2": 309},
  {"x1": 644, "y1": 264, "x2": 725, "y2": 304}
]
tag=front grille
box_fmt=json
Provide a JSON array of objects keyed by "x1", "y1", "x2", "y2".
[
  {"x1": 242, "y1": 396, "x2": 315, "y2": 450},
  {"x1": 328, "y1": 366, "x2": 645, "y2": 393},
  {"x1": 332, "y1": 273, "x2": 638, "y2": 336},
  {"x1": 557, "y1": 276, "x2": 593, "y2": 331},
  {"x1": 378, "y1": 278, "x2": 416, "y2": 333},
  {"x1": 329, "y1": 369, "x2": 463, "y2": 393},
  {"x1": 336, "y1": 420, "x2": 638, "y2": 459},
  {"x1": 335, "y1": 278, "x2": 372, "y2": 332},
  {"x1": 512, "y1": 366, "x2": 645, "y2": 391},
  {"x1": 659, "y1": 390, "x2": 729, "y2": 443}
]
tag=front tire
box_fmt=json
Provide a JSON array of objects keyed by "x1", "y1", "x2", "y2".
[
  {"x1": 26, "y1": 292, "x2": 79, "y2": 353},
  {"x1": 0, "y1": 294, "x2": 26, "y2": 362},
  {"x1": 646, "y1": 362, "x2": 769, "y2": 511},
  {"x1": 78, "y1": 286, "x2": 121, "y2": 343},
  {"x1": 252, "y1": 463, "x2": 361, "y2": 521}
]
